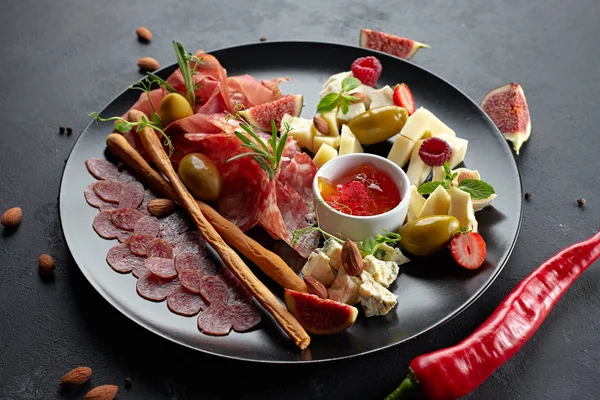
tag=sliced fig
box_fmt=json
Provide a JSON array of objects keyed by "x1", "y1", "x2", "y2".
[
  {"x1": 481, "y1": 83, "x2": 531, "y2": 155},
  {"x1": 283, "y1": 288, "x2": 358, "y2": 335},
  {"x1": 359, "y1": 28, "x2": 429, "y2": 60},
  {"x1": 238, "y1": 94, "x2": 303, "y2": 131}
]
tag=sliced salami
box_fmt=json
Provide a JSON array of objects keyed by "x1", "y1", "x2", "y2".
[
  {"x1": 219, "y1": 267, "x2": 253, "y2": 304},
  {"x1": 127, "y1": 233, "x2": 155, "y2": 256},
  {"x1": 93, "y1": 211, "x2": 127, "y2": 239},
  {"x1": 172, "y1": 231, "x2": 207, "y2": 258},
  {"x1": 167, "y1": 285, "x2": 208, "y2": 316},
  {"x1": 178, "y1": 268, "x2": 203, "y2": 294},
  {"x1": 94, "y1": 181, "x2": 125, "y2": 203},
  {"x1": 197, "y1": 304, "x2": 231, "y2": 335},
  {"x1": 133, "y1": 215, "x2": 160, "y2": 237},
  {"x1": 228, "y1": 302, "x2": 262, "y2": 332},
  {"x1": 174, "y1": 252, "x2": 204, "y2": 273},
  {"x1": 86, "y1": 158, "x2": 120, "y2": 180},
  {"x1": 85, "y1": 182, "x2": 112, "y2": 209},
  {"x1": 117, "y1": 181, "x2": 145, "y2": 210},
  {"x1": 159, "y1": 210, "x2": 190, "y2": 242},
  {"x1": 106, "y1": 243, "x2": 144, "y2": 273},
  {"x1": 110, "y1": 208, "x2": 145, "y2": 231},
  {"x1": 138, "y1": 189, "x2": 159, "y2": 216},
  {"x1": 131, "y1": 261, "x2": 149, "y2": 278},
  {"x1": 117, "y1": 231, "x2": 133, "y2": 243},
  {"x1": 136, "y1": 272, "x2": 179, "y2": 302},
  {"x1": 146, "y1": 238, "x2": 173, "y2": 259},
  {"x1": 145, "y1": 257, "x2": 177, "y2": 279},
  {"x1": 277, "y1": 152, "x2": 317, "y2": 204},
  {"x1": 117, "y1": 168, "x2": 139, "y2": 183}
]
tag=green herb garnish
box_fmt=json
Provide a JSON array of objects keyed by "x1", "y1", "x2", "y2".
[
  {"x1": 417, "y1": 162, "x2": 496, "y2": 200},
  {"x1": 172, "y1": 41, "x2": 204, "y2": 110},
  {"x1": 358, "y1": 230, "x2": 402, "y2": 256},
  {"x1": 316, "y1": 77, "x2": 361, "y2": 115}
]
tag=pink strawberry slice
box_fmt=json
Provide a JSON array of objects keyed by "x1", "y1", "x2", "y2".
[
  {"x1": 393, "y1": 83, "x2": 415, "y2": 115},
  {"x1": 450, "y1": 232, "x2": 487, "y2": 270}
]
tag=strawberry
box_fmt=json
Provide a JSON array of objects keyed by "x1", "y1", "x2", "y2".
[
  {"x1": 393, "y1": 83, "x2": 415, "y2": 115},
  {"x1": 450, "y1": 232, "x2": 487, "y2": 269}
]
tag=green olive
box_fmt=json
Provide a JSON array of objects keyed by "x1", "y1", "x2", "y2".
[
  {"x1": 398, "y1": 215, "x2": 460, "y2": 256},
  {"x1": 178, "y1": 153, "x2": 222, "y2": 202},
  {"x1": 347, "y1": 106, "x2": 408, "y2": 145},
  {"x1": 159, "y1": 93, "x2": 194, "y2": 127}
]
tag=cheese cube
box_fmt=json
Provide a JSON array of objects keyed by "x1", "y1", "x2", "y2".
[
  {"x1": 359, "y1": 271, "x2": 398, "y2": 317},
  {"x1": 362, "y1": 255, "x2": 400, "y2": 288},
  {"x1": 313, "y1": 134, "x2": 341, "y2": 153},
  {"x1": 418, "y1": 184, "x2": 451, "y2": 218},
  {"x1": 425, "y1": 108, "x2": 456, "y2": 137},
  {"x1": 406, "y1": 140, "x2": 432, "y2": 186},
  {"x1": 281, "y1": 114, "x2": 316, "y2": 153},
  {"x1": 387, "y1": 135, "x2": 415, "y2": 168},
  {"x1": 339, "y1": 125, "x2": 364, "y2": 156},
  {"x1": 349, "y1": 84, "x2": 375, "y2": 108},
  {"x1": 301, "y1": 251, "x2": 335, "y2": 287},
  {"x1": 329, "y1": 268, "x2": 361, "y2": 305},
  {"x1": 448, "y1": 186, "x2": 478, "y2": 232},
  {"x1": 400, "y1": 107, "x2": 456, "y2": 142},
  {"x1": 437, "y1": 132, "x2": 468, "y2": 169},
  {"x1": 368, "y1": 85, "x2": 394, "y2": 109},
  {"x1": 373, "y1": 243, "x2": 410, "y2": 266},
  {"x1": 337, "y1": 101, "x2": 366, "y2": 124},
  {"x1": 322, "y1": 239, "x2": 343, "y2": 271},
  {"x1": 313, "y1": 143, "x2": 338, "y2": 169},
  {"x1": 407, "y1": 185, "x2": 426, "y2": 222},
  {"x1": 320, "y1": 109, "x2": 340, "y2": 137},
  {"x1": 319, "y1": 71, "x2": 353, "y2": 98}
]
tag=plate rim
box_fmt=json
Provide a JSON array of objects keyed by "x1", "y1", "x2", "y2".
[{"x1": 59, "y1": 40, "x2": 523, "y2": 364}]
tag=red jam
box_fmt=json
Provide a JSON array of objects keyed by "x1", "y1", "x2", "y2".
[{"x1": 319, "y1": 163, "x2": 401, "y2": 216}]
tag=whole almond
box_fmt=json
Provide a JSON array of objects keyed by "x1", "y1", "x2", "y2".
[
  {"x1": 349, "y1": 92, "x2": 368, "y2": 104},
  {"x1": 137, "y1": 57, "x2": 160, "y2": 72},
  {"x1": 1, "y1": 207, "x2": 22, "y2": 227},
  {"x1": 303, "y1": 275, "x2": 328, "y2": 299},
  {"x1": 456, "y1": 171, "x2": 476, "y2": 184},
  {"x1": 38, "y1": 254, "x2": 55, "y2": 276},
  {"x1": 59, "y1": 366, "x2": 92, "y2": 386},
  {"x1": 85, "y1": 385, "x2": 118, "y2": 400},
  {"x1": 136, "y1": 26, "x2": 152, "y2": 42},
  {"x1": 341, "y1": 240, "x2": 363, "y2": 276},
  {"x1": 313, "y1": 115, "x2": 330, "y2": 135},
  {"x1": 147, "y1": 198, "x2": 177, "y2": 218}
]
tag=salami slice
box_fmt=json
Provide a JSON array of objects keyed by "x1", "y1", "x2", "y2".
[
  {"x1": 278, "y1": 152, "x2": 317, "y2": 204},
  {"x1": 178, "y1": 268, "x2": 203, "y2": 294},
  {"x1": 145, "y1": 257, "x2": 177, "y2": 279},
  {"x1": 110, "y1": 208, "x2": 145, "y2": 231},
  {"x1": 197, "y1": 304, "x2": 232, "y2": 335},
  {"x1": 117, "y1": 231, "x2": 133, "y2": 243},
  {"x1": 159, "y1": 210, "x2": 190, "y2": 243},
  {"x1": 131, "y1": 261, "x2": 149, "y2": 278},
  {"x1": 172, "y1": 231, "x2": 207, "y2": 258},
  {"x1": 138, "y1": 189, "x2": 158, "y2": 216},
  {"x1": 133, "y1": 215, "x2": 160, "y2": 237},
  {"x1": 118, "y1": 181, "x2": 145, "y2": 210},
  {"x1": 136, "y1": 273, "x2": 179, "y2": 302},
  {"x1": 219, "y1": 267, "x2": 253, "y2": 304},
  {"x1": 167, "y1": 285, "x2": 208, "y2": 316},
  {"x1": 93, "y1": 211, "x2": 127, "y2": 239},
  {"x1": 85, "y1": 182, "x2": 111, "y2": 209},
  {"x1": 127, "y1": 233, "x2": 155, "y2": 256},
  {"x1": 94, "y1": 181, "x2": 125, "y2": 203},
  {"x1": 146, "y1": 238, "x2": 173, "y2": 259},
  {"x1": 228, "y1": 302, "x2": 262, "y2": 332},
  {"x1": 106, "y1": 243, "x2": 144, "y2": 273},
  {"x1": 86, "y1": 158, "x2": 120, "y2": 180},
  {"x1": 117, "y1": 168, "x2": 139, "y2": 183},
  {"x1": 174, "y1": 252, "x2": 204, "y2": 273}
]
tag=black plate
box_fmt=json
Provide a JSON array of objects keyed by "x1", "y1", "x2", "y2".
[{"x1": 59, "y1": 41, "x2": 522, "y2": 363}]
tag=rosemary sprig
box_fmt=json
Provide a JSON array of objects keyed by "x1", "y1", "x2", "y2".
[{"x1": 172, "y1": 41, "x2": 203, "y2": 110}]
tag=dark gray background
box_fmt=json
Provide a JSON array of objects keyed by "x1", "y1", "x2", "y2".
[{"x1": 1, "y1": 0, "x2": 599, "y2": 399}]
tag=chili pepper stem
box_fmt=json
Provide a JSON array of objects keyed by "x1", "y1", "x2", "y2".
[{"x1": 385, "y1": 369, "x2": 420, "y2": 400}]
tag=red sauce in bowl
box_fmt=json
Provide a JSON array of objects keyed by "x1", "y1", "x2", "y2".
[{"x1": 318, "y1": 163, "x2": 401, "y2": 216}]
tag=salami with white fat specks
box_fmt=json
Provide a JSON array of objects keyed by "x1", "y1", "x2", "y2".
[
  {"x1": 138, "y1": 189, "x2": 159, "y2": 216},
  {"x1": 131, "y1": 260, "x2": 149, "y2": 278},
  {"x1": 159, "y1": 210, "x2": 190, "y2": 243},
  {"x1": 172, "y1": 231, "x2": 207, "y2": 258},
  {"x1": 93, "y1": 211, "x2": 128, "y2": 239},
  {"x1": 93, "y1": 181, "x2": 125, "y2": 203},
  {"x1": 110, "y1": 208, "x2": 145, "y2": 231},
  {"x1": 127, "y1": 233, "x2": 155, "y2": 256},
  {"x1": 86, "y1": 158, "x2": 121, "y2": 180},
  {"x1": 85, "y1": 182, "x2": 116, "y2": 210},
  {"x1": 118, "y1": 181, "x2": 145, "y2": 210},
  {"x1": 146, "y1": 238, "x2": 173, "y2": 259},
  {"x1": 136, "y1": 272, "x2": 179, "y2": 302},
  {"x1": 167, "y1": 284, "x2": 208, "y2": 316},
  {"x1": 117, "y1": 168, "x2": 139, "y2": 183},
  {"x1": 134, "y1": 215, "x2": 160, "y2": 238},
  {"x1": 106, "y1": 243, "x2": 144, "y2": 273},
  {"x1": 175, "y1": 252, "x2": 216, "y2": 293},
  {"x1": 219, "y1": 267, "x2": 253, "y2": 304},
  {"x1": 145, "y1": 257, "x2": 177, "y2": 279},
  {"x1": 118, "y1": 231, "x2": 133, "y2": 243}
]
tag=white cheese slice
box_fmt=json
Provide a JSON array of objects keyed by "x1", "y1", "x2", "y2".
[
  {"x1": 301, "y1": 251, "x2": 336, "y2": 287},
  {"x1": 313, "y1": 134, "x2": 341, "y2": 153},
  {"x1": 313, "y1": 143, "x2": 338, "y2": 169},
  {"x1": 406, "y1": 139, "x2": 432, "y2": 186},
  {"x1": 322, "y1": 239, "x2": 343, "y2": 271},
  {"x1": 368, "y1": 85, "x2": 394, "y2": 109},
  {"x1": 320, "y1": 109, "x2": 340, "y2": 137},
  {"x1": 431, "y1": 166, "x2": 445, "y2": 182},
  {"x1": 281, "y1": 114, "x2": 316, "y2": 153},
  {"x1": 387, "y1": 135, "x2": 415, "y2": 168},
  {"x1": 418, "y1": 184, "x2": 451, "y2": 218},
  {"x1": 339, "y1": 125, "x2": 364, "y2": 156},
  {"x1": 400, "y1": 107, "x2": 456, "y2": 142},
  {"x1": 336, "y1": 101, "x2": 366, "y2": 124},
  {"x1": 407, "y1": 184, "x2": 426, "y2": 222},
  {"x1": 437, "y1": 132, "x2": 468, "y2": 169},
  {"x1": 359, "y1": 271, "x2": 398, "y2": 317},
  {"x1": 329, "y1": 268, "x2": 361, "y2": 305},
  {"x1": 448, "y1": 186, "x2": 478, "y2": 232},
  {"x1": 362, "y1": 255, "x2": 400, "y2": 288}
]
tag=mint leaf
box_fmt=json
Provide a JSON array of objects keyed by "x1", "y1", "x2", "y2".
[
  {"x1": 150, "y1": 112, "x2": 162, "y2": 127},
  {"x1": 418, "y1": 181, "x2": 448, "y2": 196},
  {"x1": 340, "y1": 97, "x2": 350, "y2": 115},
  {"x1": 317, "y1": 93, "x2": 341, "y2": 113},
  {"x1": 458, "y1": 179, "x2": 496, "y2": 200},
  {"x1": 341, "y1": 77, "x2": 361, "y2": 93},
  {"x1": 360, "y1": 236, "x2": 377, "y2": 255}
]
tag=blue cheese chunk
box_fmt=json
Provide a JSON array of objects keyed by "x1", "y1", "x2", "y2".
[
  {"x1": 328, "y1": 268, "x2": 361, "y2": 305},
  {"x1": 301, "y1": 251, "x2": 335, "y2": 287},
  {"x1": 373, "y1": 243, "x2": 410, "y2": 266},
  {"x1": 322, "y1": 238, "x2": 343, "y2": 271},
  {"x1": 362, "y1": 255, "x2": 399, "y2": 288},
  {"x1": 359, "y1": 272, "x2": 398, "y2": 317}
]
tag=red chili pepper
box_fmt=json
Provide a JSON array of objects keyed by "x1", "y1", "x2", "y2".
[{"x1": 386, "y1": 228, "x2": 600, "y2": 400}]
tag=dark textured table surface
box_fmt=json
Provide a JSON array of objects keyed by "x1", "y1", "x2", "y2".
[{"x1": 1, "y1": 0, "x2": 600, "y2": 399}]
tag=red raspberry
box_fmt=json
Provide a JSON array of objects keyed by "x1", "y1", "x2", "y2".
[
  {"x1": 351, "y1": 56, "x2": 382, "y2": 87},
  {"x1": 418, "y1": 137, "x2": 452, "y2": 167}
]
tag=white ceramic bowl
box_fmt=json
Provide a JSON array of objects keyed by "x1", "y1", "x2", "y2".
[{"x1": 312, "y1": 153, "x2": 411, "y2": 242}]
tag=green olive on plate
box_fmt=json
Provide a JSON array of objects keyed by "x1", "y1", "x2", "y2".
[
  {"x1": 178, "y1": 153, "x2": 222, "y2": 202},
  {"x1": 347, "y1": 105, "x2": 408, "y2": 145},
  {"x1": 398, "y1": 215, "x2": 461, "y2": 256},
  {"x1": 159, "y1": 93, "x2": 193, "y2": 127}
]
